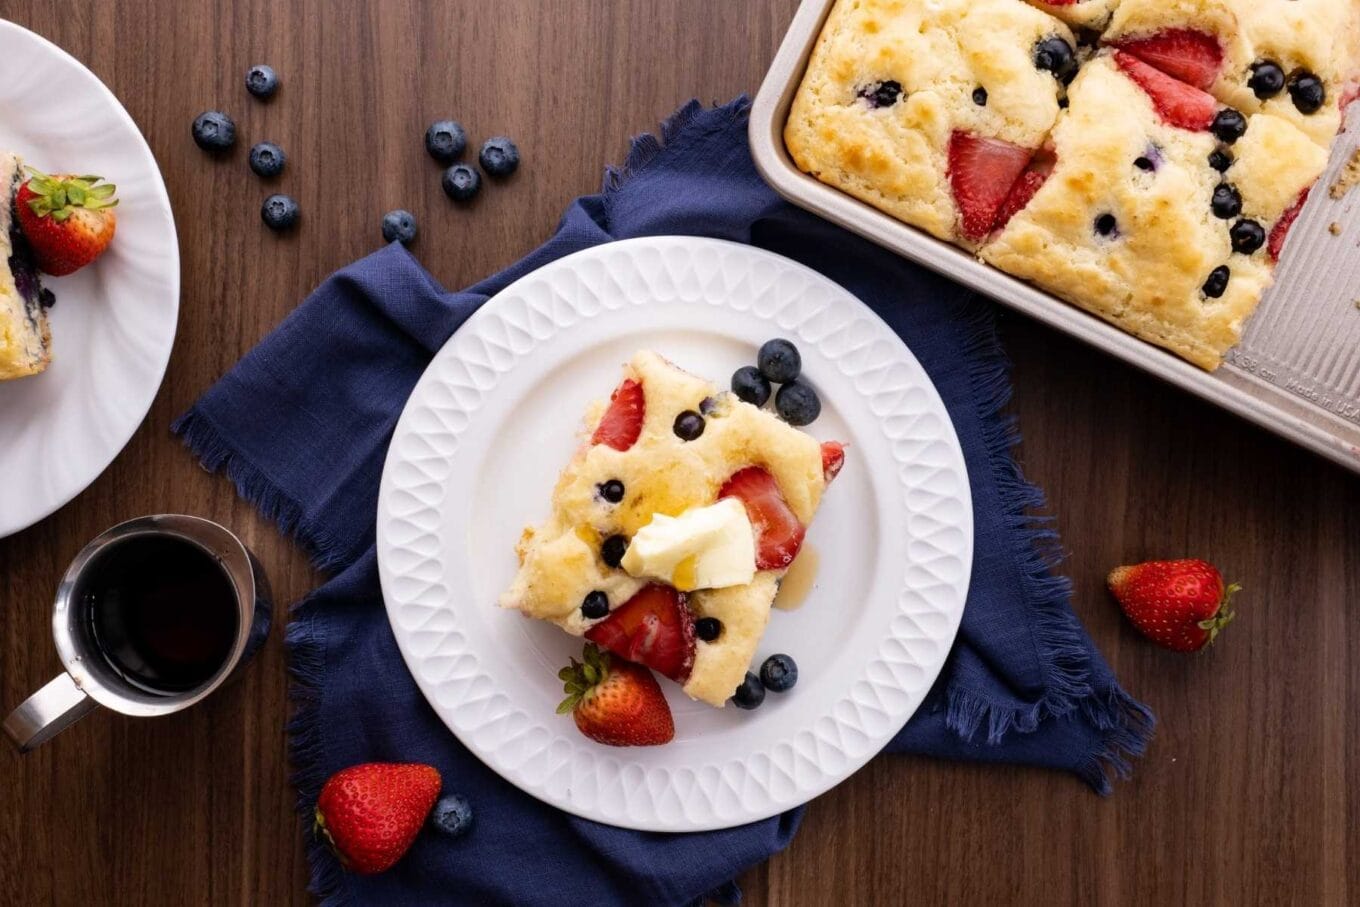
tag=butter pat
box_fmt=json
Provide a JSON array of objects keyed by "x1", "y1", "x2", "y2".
[{"x1": 621, "y1": 498, "x2": 756, "y2": 591}]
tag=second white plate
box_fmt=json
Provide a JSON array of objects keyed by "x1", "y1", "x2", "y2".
[
  {"x1": 377, "y1": 236, "x2": 972, "y2": 831},
  {"x1": 0, "y1": 20, "x2": 179, "y2": 538}
]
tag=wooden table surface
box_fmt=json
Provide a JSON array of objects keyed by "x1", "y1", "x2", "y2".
[{"x1": 2, "y1": 2, "x2": 1357, "y2": 904}]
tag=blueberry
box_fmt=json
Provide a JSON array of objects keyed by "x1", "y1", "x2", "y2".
[
  {"x1": 598, "y1": 479, "x2": 625, "y2": 503},
  {"x1": 1133, "y1": 156, "x2": 1155, "y2": 172},
  {"x1": 245, "y1": 64, "x2": 279, "y2": 100},
  {"x1": 732, "y1": 672, "x2": 765, "y2": 709},
  {"x1": 425, "y1": 120, "x2": 467, "y2": 164},
  {"x1": 695, "y1": 617, "x2": 722, "y2": 642},
  {"x1": 442, "y1": 163, "x2": 481, "y2": 202},
  {"x1": 673, "y1": 410, "x2": 705, "y2": 441},
  {"x1": 581, "y1": 591, "x2": 609, "y2": 619},
  {"x1": 1202, "y1": 265, "x2": 1230, "y2": 299},
  {"x1": 1209, "y1": 149, "x2": 1233, "y2": 172},
  {"x1": 699, "y1": 395, "x2": 719, "y2": 415},
  {"x1": 428, "y1": 793, "x2": 473, "y2": 838},
  {"x1": 381, "y1": 209, "x2": 418, "y2": 245},
  {"x1": 1033, "y1": 36, "x2": 1077, "y2": 84},
  {"x1": 775, "y1": 381, "x2": 821, "y2": 426},
  {"x1": 1288, "y1": 71, "x2": 1325, "y2": 114},
  {"x1": 1094, "y1": 213, "x2": 1117, "y2": 237},
  {"x1": 479, "y1": 136, "x2": 520, "y2": 177},
  {"x1": 730, "y1": 366, "x2": 771, "y2": 407},
  {"x1": 248, "y1": 141, "x2": 286, "y2": 178},
  {"x1": 1247, "y1": 61, "x2": 1285, "y2": 99},
  {"x1": 757, "y1": 338, "x2": 801, "y2": 383},
  {"x1": 857, "y1": 80, "x2": 902, "y2": 108},
  {"x1": 191, "y1": 111, "x2": 236, "y2": 152},
  {"x1": 601, "y1": 535, "x2": 629, "y2": 568},
  {"x1": 1211, "y1": 109, "x2": 1247, "y2": 144},
  {"x1": 759, "y1": 654, "x2": 798, "y2": 692},
  {"x1": 971, "y1": 87, "x2": 988, "y2": 107},
  {"x1": 38, "y1": 287, "x2": 55, "y2": 309},
  {"x1": 1229, "y1": 219, "x2": 1265, "y2": 254},
  {"x1": 260, "y1": 194, "x2": 300, "y2": 231},
  {"x1": 1211, "y1": 183, "x2": 1242, "y2": 219}
]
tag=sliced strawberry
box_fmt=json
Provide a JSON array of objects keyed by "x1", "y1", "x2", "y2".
[
  {"x1": 1268, "y1": 188, "x2": 1309, "y2": 262},
  {"x1": 584, "y1": 584, "x2": 695, "y2": 683},
  {"x1": 1111, "y1": 29, "x2": 1223, "y2": 90},
  {"x1": 719, "y1": 466, "x2": 806, "y2": 570},
  {"x1": 992, "y1": 147, "x2": 1056, "y2": 232},
  {"x1": 1114, "y1": 51, "x2": 1216, "y2": 131},
  {"x1": 947, "y1": 132, "x2": 1034, "y2": 242},
  {"x1": 590, "y1": 378, "x2": 644, "y2": 451},
  {"x1": 820, "y1": 441, "x2": 846, "y2": 483}
]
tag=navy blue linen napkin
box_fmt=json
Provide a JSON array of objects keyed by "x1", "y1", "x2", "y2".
[{"x1": 174, "y1": 99, "x2": 1153, "y2": 907}]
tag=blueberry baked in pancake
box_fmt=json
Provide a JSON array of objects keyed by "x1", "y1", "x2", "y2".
[
  {"x1": 0, "y1": 152, "x2": 51, "y2": 381},
  {"x1": 500, "y1": 351, "x2": 845, "y2": 707}
]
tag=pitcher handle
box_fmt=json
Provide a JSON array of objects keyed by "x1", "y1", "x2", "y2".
[{"x1": 3, "y1": 673, "x2": 97, "y2": 752}]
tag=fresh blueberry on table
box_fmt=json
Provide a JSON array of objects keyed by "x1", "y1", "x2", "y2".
[
  {"x1": 245, "y1": 64, "x2": 279, "y2": 100},
  {"x1": 759, "y1": 654, "x2": 798, "y2": 692},
  {"x1": 261, "y1": 194, "x2": 300, "y2": 231},
  {"x1": 479, "y1": 136, "x2": 520, "y2": 177},
  {"x1": 731, "y1": 366, "x2": 771, "y2": 407},
  {"x1": 248, "y1": 142, "x2": 286, "y2": 178},
  {"x1": 442, "y1": 163, "x2": 481, "y2": 202},
  {"x1": 732, "y1": 671, "x2": 766, "y2": 710},
  {"x1": 428, "y1": 793, "x2": 474, "y2": 838},
  {"x1": 191, "y1": 110, "x2": 236, "y2": 152},
  {"x1": 425, "y1": 120, "x2": 467, "y2": 164},
  {"x1": 775, "y1": 381, "x2": 820, "y2": 426},
  {"x1": 381, "y1": 209, "x2": 418, "y2": 246},
  {"x1": 757, "y1": 338, "x2": 801, "y2": 383}
]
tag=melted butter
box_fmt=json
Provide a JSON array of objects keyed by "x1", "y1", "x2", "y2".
[
  {"x1": 672, "y1": 555, "x2": 698, "y2": 592},
  {"x1": 773, "y1": 545, "x2": 818, "y2": 611}
]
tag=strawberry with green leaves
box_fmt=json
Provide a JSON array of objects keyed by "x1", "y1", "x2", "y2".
[
  {"x1": 15, "y1": 169, "x2": 118, "y2": 277},
  {"x1": 314, "y1": 762, "x2": 441, "y2": 875},
  {"x1": 1108, "y1": 558, "x2": 1240, "y2": 653},
  {"x1": 559, "y1": 644, "x2": 674, "y2": 746}
]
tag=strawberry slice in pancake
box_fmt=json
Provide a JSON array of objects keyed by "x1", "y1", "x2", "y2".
[
  {"x1": 1110, "y1": 29, "x2": 1223, "y2": 90},
  {"x1": 585, "y1": 584, "x2": 696, "y2": 683},
  {"x1": 1114, "y1": 51, "x2": 1217, "y2": 131},
  {"x1": 948, "y1": 132, "x2": 1035, "y2": 243}
]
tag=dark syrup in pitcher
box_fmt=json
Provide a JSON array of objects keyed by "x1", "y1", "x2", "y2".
[{"x1": 80, "y1": 535, "x2": 239, "y2": 694}]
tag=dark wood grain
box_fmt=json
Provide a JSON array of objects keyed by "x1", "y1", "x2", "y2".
[{"x1": 0, "y1": 2, "x2": 1356, "y2": 904}]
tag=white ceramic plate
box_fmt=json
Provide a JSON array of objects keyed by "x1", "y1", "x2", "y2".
[
  {"x1": 377, "y1": 237, "x2": 972, "y2": 832},
  {"x1": 0, "y1": 20, "x2": 179, "y2": 538}
]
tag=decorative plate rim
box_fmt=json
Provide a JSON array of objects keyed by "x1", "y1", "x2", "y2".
[{"x1": 377, "y1": 236, "x2": 972, "y2": 831}]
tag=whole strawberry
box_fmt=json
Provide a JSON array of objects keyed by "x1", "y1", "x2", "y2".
[
  {"x1": 314, "y1": 762, "x2": 441, "y2": 874},
  {"x1": 16, "y1": 169, "x2": 118, "y2": 276},
  {"x1": 558, "y1": 644, "x2": 674, "y2": 746},
  {"x1": 1107, "y1": 559, "x2": 1240, "y2": 653}
]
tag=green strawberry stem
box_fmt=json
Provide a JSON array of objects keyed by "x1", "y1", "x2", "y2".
[
  {"x1": 1196, "y1": 581, "x2": 1241, "y2": 646},
  {"x1": 24, "y1": 168, "x2": 118, "y2": 222}
]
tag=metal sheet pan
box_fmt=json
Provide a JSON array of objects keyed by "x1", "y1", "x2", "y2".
[{"x1": 750, "y1": 0, "x2": 1360, "y2": 473}]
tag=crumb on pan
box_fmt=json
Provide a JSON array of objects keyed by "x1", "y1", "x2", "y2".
[
  {"x1": 1330, "y1": 222, "x2": 1344, "y2": 235},
  {"x1": 1329, "y1": 149, "x2": 1360, "y2": 199}
]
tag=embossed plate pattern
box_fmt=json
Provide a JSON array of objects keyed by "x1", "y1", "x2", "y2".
[
  {"x1": 376, "y1": 237, "x2": 972, "y2": 832},
  {"x1": 0, "y1": 21, "x2": 179, "y2": 538}
]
